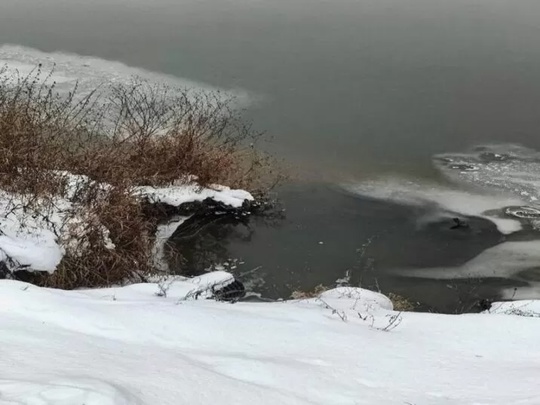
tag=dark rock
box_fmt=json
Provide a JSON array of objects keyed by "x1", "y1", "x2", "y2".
[
  {"x1": 212, "y1": 279, "x2": 246, "y2": 302},
  {"x1": 142, "y1": 196, "x2": 256, "y2": 223},
  {"x1": 0, "y1": 261, "x2": 10, "y2": 279},
  {"x1": 478, "y1": 298, "x2": 493, "y2": 312},
  {"x1": 0, "y1": 260, "x2": 47, "y2": 284},
  {"x1": 450, "y1": 217, "x2": 470, "y2": 230}
]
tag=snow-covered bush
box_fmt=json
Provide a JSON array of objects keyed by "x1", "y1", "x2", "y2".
[{"x1": 0, "y1": 66, "x2": 270, "y2": 288}]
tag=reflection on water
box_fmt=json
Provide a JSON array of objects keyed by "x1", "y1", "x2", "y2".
[{"x1": 167, "y1": 203, "x2": 284, "y2": 277}]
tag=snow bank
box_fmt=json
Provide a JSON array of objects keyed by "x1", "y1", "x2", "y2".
[
  {"x1": 318, "y1": 286, "x2": 394, "y2": 312},
  {"x1": 0, "y1": 279, "x2": 539, "y2": 404},
  {"x1": 0, "y1": 192, "x2": 71, "y2": 273},
  {"x1": 137, "y1": 184, "x2": 254, "y2": 209},
  {"x1": 488, "y1": 299, "x2": 540, "y2": 317}
]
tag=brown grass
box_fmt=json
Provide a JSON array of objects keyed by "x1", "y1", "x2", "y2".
[
  {"x1": 0, "y1": 66, "x2": 279, "y2": 289},
  {"x1": 291, "y1": 284, "x2": 329, "y2": 299},
  {"x1": 387, "y1": 293, "x2": 416, "y2": 312}
]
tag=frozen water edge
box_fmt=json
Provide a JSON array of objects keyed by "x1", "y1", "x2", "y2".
[
  {"x1": 345, "y1": 144, "x2": 540, "y2": 303},
  {"x1": 345, "y1": 177, "x2": 526, "y2": 234},
  {"x1": 0, "y1": 44, "x2": 252, "y2": 107},
  {"x1": 391, "y1": 240, "x2": 540, "y2": 282},
  {"x1": 0, "y1": 278, "x2": 539, "y2": 405}
]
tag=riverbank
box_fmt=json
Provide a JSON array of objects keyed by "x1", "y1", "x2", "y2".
[{"x1": 0, "y1": 63, "x2": 276, "y2": 290}]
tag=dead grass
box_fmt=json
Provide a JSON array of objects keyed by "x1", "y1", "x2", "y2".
[
  {"x1": 387, "y1": 293, "x2": 416, "y2": 312},
  {"x1": 291, "y1": 284, "x2": 329, "y2": 299},
  {"x1": 0, "y1": 66, "x2": 280, "y2": 289}
]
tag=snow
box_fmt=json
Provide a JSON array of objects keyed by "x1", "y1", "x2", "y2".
[
  {"x1": 137, "y1": 184, "x2": 254, "y2": 208},
  {"x1": 0, "y1": 232, "x2": 61, "y2": 273},
  {"x1": 0, "y1": 278, "x2": 539, "y2": 404},
  {"x1": 0, "y1": 186, "x2": 119, "y2": 273},
  {"x1": 0, "y1": 192, "x2": 69, "y2": 272},
  {"x1": 489, "y1": 300, "x2": 540, "y2": 317}
]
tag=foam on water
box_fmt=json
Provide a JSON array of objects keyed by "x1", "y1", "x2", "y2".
[{"x1": 0, "y1": 44, "x2": 250, "y2": 105}]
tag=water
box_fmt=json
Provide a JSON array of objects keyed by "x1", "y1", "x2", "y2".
[{"x1": 3, "y1": 0, "x2": 540, "y2": 311}]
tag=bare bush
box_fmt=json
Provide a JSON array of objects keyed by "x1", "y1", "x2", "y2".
[{"x1": 0, "y1": 67, "x2": 278, "y2": 289}]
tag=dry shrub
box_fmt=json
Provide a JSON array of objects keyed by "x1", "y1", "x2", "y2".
[
  {"x1": 0, "y1": 66, "x2": 279, "y2": 289},
  {"x1": 42, "y1": 187, "x2": 154, "y2": 289},
  {"x1": 291, "y1": 284, "x2": 329, "y2": 299},
  {"x1": 60, "y1": 79, "x2": 280, "y2": 191},
  {"x1": 387, "y1": 293, "x2": 416, "y2": 312}
]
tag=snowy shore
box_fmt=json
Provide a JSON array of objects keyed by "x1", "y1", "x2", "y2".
[{"x1": 0, "y1": 277, "x2": 538, "y2": 405}]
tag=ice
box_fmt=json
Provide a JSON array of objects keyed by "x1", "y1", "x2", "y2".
[
  {"x1": 0, "y1": 279, "x2": 539, "y2": 404},
  {"x1": 500, "y1": 285, "x2": 540, "y2": 301},
  {"x1": 346, "y1": 144, "x2": 540, "y2": 300},
  {"x1": 391, "y1": 240, "x2": 540, "y2": 282},
  {"x1": 0, "y1": 44, "x2": 250, "y2": 105},
  {"x1": 346, "y1": 177, "x2": 525, "y2": 234},
  {"x1": 434, "y1": 144, "x2": 540, "y2": 205},
  {"x1": 348, "y1": 144, "x2": 540, "y2": 235}
]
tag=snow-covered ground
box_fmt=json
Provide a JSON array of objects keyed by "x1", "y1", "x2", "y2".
[{"x1": 0, "y1": 276, "x2": 538, "y2": 405}]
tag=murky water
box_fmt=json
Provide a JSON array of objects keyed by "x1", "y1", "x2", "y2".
[{"x1": 4, "y1": 0, "x2": 540, "y2": 311}]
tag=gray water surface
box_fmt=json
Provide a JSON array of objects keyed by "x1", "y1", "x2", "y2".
[
  {"x1": 3, "y1": 0, "x2": 540, "y2": 310},
  {"x1": 4, "y1": 0, "x2": 540, "y2": 177}
]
